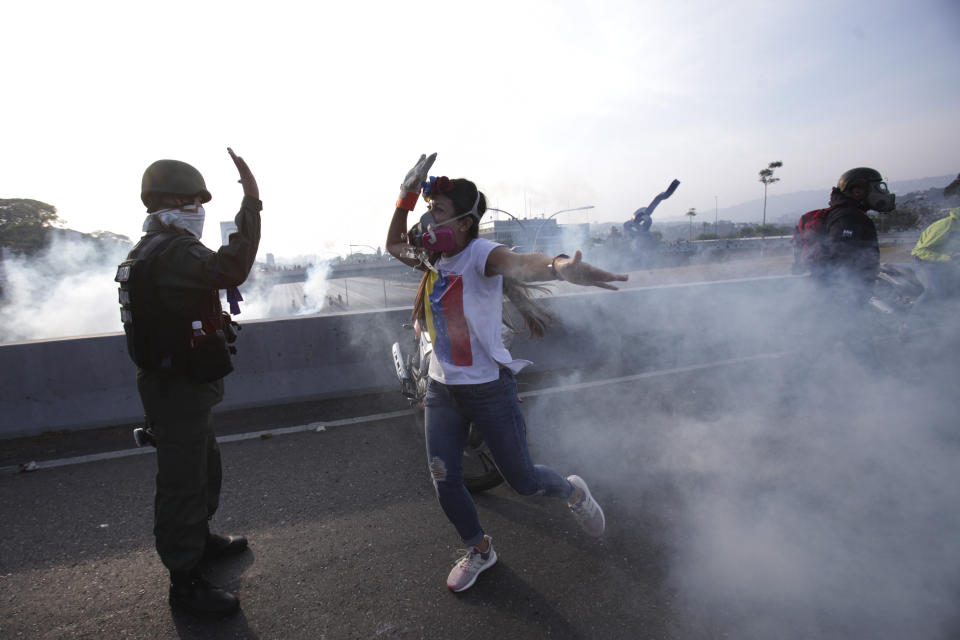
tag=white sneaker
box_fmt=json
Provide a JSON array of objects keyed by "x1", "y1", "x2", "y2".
[
  {"x1": 446, "y1": 536, "x2": 497, "y2": 592},
  {"x1": 567, "y1": 475, "x2": 605, "y2": 537}
]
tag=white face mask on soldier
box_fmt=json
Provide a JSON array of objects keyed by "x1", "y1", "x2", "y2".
[{"x1": 143, "y1": 204, "x2": 206, "y2": 238}]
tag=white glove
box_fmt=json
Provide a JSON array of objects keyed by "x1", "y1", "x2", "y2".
[{"x1": 397, "y1": 153, "x2": 437, "y2": 210}]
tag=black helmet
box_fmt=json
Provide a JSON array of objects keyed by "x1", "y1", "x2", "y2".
[
  {"x1": 141, "y1": 159, "x2": 212, "y2": 206},
  {"x1": 837, "y1": 167, "x2": 883, "y2": 194},
  {"x1": 837, "y1": 167, "x2": 895, "y2": 212}
]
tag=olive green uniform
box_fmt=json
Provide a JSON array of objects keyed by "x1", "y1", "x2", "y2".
[{"x1": 132, "y1": 195, "x2": 261, "y2": 572}]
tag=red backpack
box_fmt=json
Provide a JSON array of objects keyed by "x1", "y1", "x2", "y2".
[{"x1": 793, "y1": 206, "x2": 838, "y2": 268}]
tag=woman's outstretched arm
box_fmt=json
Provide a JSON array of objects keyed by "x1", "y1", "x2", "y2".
[{"x1": 485, "y1": 247, "x2": 628, "y2": 290}]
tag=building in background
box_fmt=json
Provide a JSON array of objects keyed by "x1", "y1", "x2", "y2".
[{"x1": 479, "y1": 219, "x2": 589, "y2": 255}]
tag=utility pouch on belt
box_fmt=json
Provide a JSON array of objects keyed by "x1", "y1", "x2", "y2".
[{"x1": 188, "y1": 327, "x2": 234, "y2": 383}]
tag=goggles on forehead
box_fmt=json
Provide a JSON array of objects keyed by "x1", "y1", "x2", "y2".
[
  {"x1": 422, "y1": 176, "x2": 482, "y2": 220},
  {"x1": 421, "y1": 176, "x2": 455, "y2": 202}
]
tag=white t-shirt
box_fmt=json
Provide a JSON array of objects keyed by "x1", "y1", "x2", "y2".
[{"x1": 425, "y1": 238, "x2": 531, "y2": 385}]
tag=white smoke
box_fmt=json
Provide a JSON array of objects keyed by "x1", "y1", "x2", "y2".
[
  {"x1": 656, "y1": 353, "x2": 959, "y2": 639},
  {"x1": 0, "y1": 235, "x2": 130, "y2": 342},
  {"x1": 232, "y1": 261, "x2": 334, "y2": 320},
  {"x1": 0, "y1": 237, "x2": 340, "y2": 344},
  {"x1": 517, "y1": 270, "x2": 960, "y2": 639}
]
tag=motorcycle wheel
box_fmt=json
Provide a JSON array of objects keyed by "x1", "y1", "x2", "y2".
[
  {"x1": 410, "y1": 352, "x2": 504, "y2": 493},
  {"x1": 410, "y1": 406, "x2": 503, "y2": 493},
  {"x1": 462, "y1": 424, "x2": 505, "y2": 493}
]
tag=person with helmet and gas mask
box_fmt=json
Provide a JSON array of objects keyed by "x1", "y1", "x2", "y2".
[
  {"x1": 815, "y1": 167, "x2": 894, "y2": 301},
  {"x1": 386, "y1": 153, "x2": 627, "y2": 593},
  {"x1": 809, "y1": 167, "x2": 895, "y2": 368},
  {"x1": 117, "y1": 149, "x2": 260, "y2": 617}
]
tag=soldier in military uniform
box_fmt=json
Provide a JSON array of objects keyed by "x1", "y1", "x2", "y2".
[{"x1": 118, "y1": 149, "x2": 260, "y2": 616}]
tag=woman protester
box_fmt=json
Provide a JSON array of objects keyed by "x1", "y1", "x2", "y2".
[{"x1": 385, "y1": 153, "x2": 628, "y2": 593}]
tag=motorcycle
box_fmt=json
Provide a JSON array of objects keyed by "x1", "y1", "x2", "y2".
[
  {"x1": 867, "y1": 262, "x2": 930, "y2": 342},
  {"x1": 869, "y1": 262, "x2": 925, "y2": 319},
  {"x1": 391, "y1": 319, "x2": 506, "y2": 493}
]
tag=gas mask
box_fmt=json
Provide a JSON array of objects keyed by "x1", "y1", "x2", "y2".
[
  {"x1": 865, "y1": 181, "x2": 896, "y2": 213},
  {"x1": 408, "y1": 217, "x2": 455, "y2": 252},
  {"x1": 408, "y1": 209, "x2": 472, "y2": 252},
  {"x1": 407, "y1": 182, "x2": 481, "y2": 252}
]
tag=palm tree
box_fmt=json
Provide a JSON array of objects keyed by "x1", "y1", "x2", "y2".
[
  {"x1": 758, "y1": 161, "x2": 783, "y2": 231},
  {"x1": 686, "y1": 208, "x2": 697, "y2": 240}
]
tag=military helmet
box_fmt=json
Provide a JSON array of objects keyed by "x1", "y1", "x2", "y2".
[
  {"x1": 140, "y1": 159, "x2": 212, "y2": 206},
  {"x1": 836, "y1": 167, "x2": 884, "y2": 194}
]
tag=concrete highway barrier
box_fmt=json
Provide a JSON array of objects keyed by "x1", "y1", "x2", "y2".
[{"x1": 0, "y1": 276, "x2": 809, "y2": 439}]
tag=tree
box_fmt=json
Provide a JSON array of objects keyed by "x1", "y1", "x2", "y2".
[
  {"x1": 758, "y1": 160, "x2": 783, "y2": 231},
  {"x1": 732, "y1": 223, "x2": 790, "y2": 239},
  {"x1": 0, "y1": 199, "x2": 63, "y2": 255},
  {"x1": 944, "y1": 173, "x2": 960, "y2": 198},
  {"x1": 869, "y1": 209, "x2": 921, "y2": 233},
  {"x1": 685, "y1": 208, "x2": 697, "y2": 240},
  {"x1": 756, "y1": 223, "x2": 787, "y2": 237}
]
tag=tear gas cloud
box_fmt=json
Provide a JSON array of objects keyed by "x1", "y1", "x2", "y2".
[
  {"x1": 0, "y1": 238, "x2": 337, "y2": 344},
  {"x1": 0, "y1": 236, "x2": 130, "y2": 343},
  {"x1": 513, "y1": 271, "x2": 960, "y2": 639},
  {"x1": 228, "y1": 262, "x2": 334, "y2": 320},
  {"x1": 2, "y1": 220, "x2": 957, "y2": 638}
]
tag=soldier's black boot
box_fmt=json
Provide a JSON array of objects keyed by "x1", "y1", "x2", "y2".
[
  {"x1": 169, "y1": 569, "x2": 239, "y2": 617},
  {"x1": 203, "y1": 533, "x2": 249, "y2": 561}
]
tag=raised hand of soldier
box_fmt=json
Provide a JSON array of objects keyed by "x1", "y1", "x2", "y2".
[
  {"x1": 554, "y1": 250, "x2": 628, "y2": 290},
  {"x1": 228, "y1": 147, "x2": 259, "y2": 200}
]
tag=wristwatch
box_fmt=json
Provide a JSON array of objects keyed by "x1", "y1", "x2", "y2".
[{"x1": 548, "y1": 253, "x2": 570, "y2": 281}]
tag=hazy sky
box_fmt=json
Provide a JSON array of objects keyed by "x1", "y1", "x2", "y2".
[{"x1": 3, "y1": 0, "x2": 958, "y2": 258}]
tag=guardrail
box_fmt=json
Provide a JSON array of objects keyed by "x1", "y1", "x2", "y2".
[{"x1": 0, "y1": 275, "x2": 812, "y2": 439}]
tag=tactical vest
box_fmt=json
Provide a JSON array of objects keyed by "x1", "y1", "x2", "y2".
[{"x1": 115, "y1": 232, "x2": 233, "y2": 381}]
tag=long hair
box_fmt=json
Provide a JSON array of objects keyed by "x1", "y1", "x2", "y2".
[{"x1": 411, "y1": 178, "x2": 554, "y2": 339}]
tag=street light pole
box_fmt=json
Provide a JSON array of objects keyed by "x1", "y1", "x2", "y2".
[
  {"x1": 349, "y1": 243, "x2": 379, "y2": 256},
  {"x1": 685, "y1": 208, "x2": 697, "y2": 240},
  {"x1": 486, "y1": 208, "x2": 530, "y2": 232},
  {"x1": 531, "y1": 206, "x2": 595, "y2": 253},
  {"x1": 483, "y1": 208, "x2": 531, "y2": 252},
  {"x1": 348, "y1": 243, "x2": 388, "y2": 307},
  {"x1": 715, "y1": 196, "x2": 718, "y2": 235}
]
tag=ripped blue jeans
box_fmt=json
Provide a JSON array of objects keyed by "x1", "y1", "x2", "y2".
[{"x1": 424, "y1": 368, "x2": 573, "y2": 546}]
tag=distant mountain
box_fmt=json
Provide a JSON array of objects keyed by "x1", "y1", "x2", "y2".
[{"x1": 701, "y1": 174, "x2": 957, "y2": 225}]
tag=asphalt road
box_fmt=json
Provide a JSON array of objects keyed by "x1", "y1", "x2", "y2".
[
  {"x1": 0, "y1": 362, "x2": 685, "y2": 640},
  {"x1": 2, "y1": 339, "x2": 959, "y2": 639}
]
